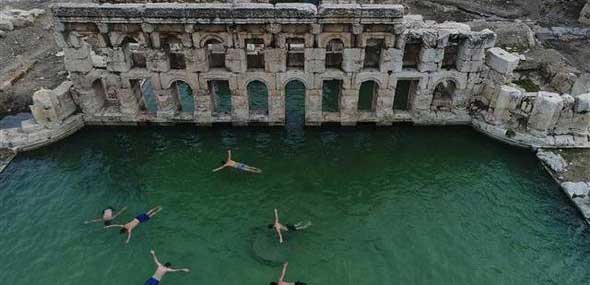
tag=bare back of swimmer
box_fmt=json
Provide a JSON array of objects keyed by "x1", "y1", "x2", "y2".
[
  {"x1": 212, "y1": 150, "x2": 262, "y2": 173},
  {"x1": 105, "y1": 206, "x2": 162, "y2": 244}
]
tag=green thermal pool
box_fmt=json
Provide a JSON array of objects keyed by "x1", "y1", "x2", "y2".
[{"x1": 0, "y1": 126, "x2": 589, "y2": 284}]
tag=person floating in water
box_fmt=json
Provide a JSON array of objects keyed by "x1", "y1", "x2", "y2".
[
  {"x1": 144, "y1": 249, "x2": 190, "y2": 285},
  {"x1": 105, "y1": 206, "x2": 162, "y2": 244},
  {"x1": 212, "y1": 149, "x2": 262, "y2": 173},
  {"x1": 270, "y1": 262, "x2": 306, "y2": 285},
  {"x1": 269, "y1": 208, "x2": 312, "y2": 244},
  {"x1": 84, "y1": 206, "x2": 127, "y2": 226}
]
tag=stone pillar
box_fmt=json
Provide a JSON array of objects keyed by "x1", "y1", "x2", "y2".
[
  {"x1": 117, "y1": 88, "x2": 142, "y2": 115},
  {"x1": 340, "y1": 89, "x2": 358, "y2": 126},
  {"x1": 304, "y1": 48, "x2": 326, "y2": 74},
  {"x1": 147, "y1": 50, "x2": 170, "y2": 72},
  {"x1": 305, "y1": 89, "x2": 322, "y2": 126},
  {"x1": 195, "y1": 89, "x2": 213, "y2": 126},
  {"x1": 492, "y1": 85, "x2": 523, "y2": 124},
  {"x1": 154, "y1": 88, "x2": 179, "y2": 119},
  {"x1": 380, "y1": 48, "x2": 403, "y2": 73},
  {"x1": 187, "y1": 48, "x2": 208, "y2": 72},
  {"x1": 106, "y1": 47, "x2": 132, "y2": 73},
  {"x1": 264, "y1": 49, "x2": 286, "y2": 73},
  {"x1": 72, "y1": 88, "x2": 105, "y2": 115},
  {"x1": 232, "y1": 89, "x2": 248, "y2": 126},
  {"x1": 376, "y1": 88, "x2": 394, "y2": 125},
  {"x1": 341, "y1": 48, "x2": 363, "y2": 73},
  {"x1": 225, "y1": 49, "x2": 247, "y2": 73},
  {"x1": 417, "y1": 48, "x2": 443, "y2": 72},
  {"x1": 269, "y1": 90, "x2": 285, "y2": 125}
]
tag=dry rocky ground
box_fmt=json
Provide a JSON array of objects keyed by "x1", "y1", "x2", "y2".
[{"x1": 0, "y1": 0, "x2": 589, "y2": 116}]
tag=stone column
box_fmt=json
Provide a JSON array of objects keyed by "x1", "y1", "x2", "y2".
[
  {"x1": 340, "y1": 89, "x2": 358, "y2": 126},
  {"x1": 154, "y1": 88, "x2": 179, "y2": 119},
  {"x1": 195, "y1": 89, "x2": 213, "y2": 126},
  {"x1": 232, "y1": 89, "x2": 248, "y2": 126},
  {"x1": 305, "y1": 89, "x2": 322, "y2": 126},
  {"x1": 269, "y1": 90, "x2": 285, "y2": 126},
  {"x1": 376, "y1": 88, "x2": 394, "y2": 125}
]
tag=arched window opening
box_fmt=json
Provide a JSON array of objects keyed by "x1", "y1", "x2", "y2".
[
  {"x1": 358, "y1": 81, "x2": 378, "y2": 112},
  {"x1": 248, "y1": 80, "x2": 269, "y2": 115},
  {"x1": 162, "y1": 35, "x2": 186, "y2": 70},
  {"x1": 205, "y1": 39, "x2": 226, "y2": 69},
  {"x1": 209, "y1": 80, "x2": 232, "y2": 115},
  {"x1": 364, "y1": 39, "x2": 384, "y2": 69},
  {"x1": 122, "y1": 37, "x2": 146, "y2": 69},
  {"x1": 326, "y1": 39, "x2": 344, "y2": 69},
  {"x1": 246, "y1": 38, "x2": 265, "y2": 69},
  {"x1": 322, "y1": 79, "x2": 342, "y2": 112},
  {"x1": 393, "y1": 79, "x2": 418, "y2": 111},
  {"x1": 431, "y1": 80, "x2": 456, "y2": 111},
  {"x1": 287, "y1": 38, "x2": 305, "y2": 69},
  {"x1": 285, "y1": 80, "x2": 306, "y2": 127},
  {"x1": 173, "y1": 81, "x2": 194, "y2": 113},
  {"x1": 403, "y1": 39, "x2": 421, "y2": 69}
]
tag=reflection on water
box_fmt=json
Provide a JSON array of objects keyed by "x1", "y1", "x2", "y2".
[{"x1": 1, "y1": 126, "x2": 589, "y2": 285}]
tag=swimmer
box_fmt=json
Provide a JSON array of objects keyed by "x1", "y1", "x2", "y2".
[
  {"x1": 269, "y1": 208, "x2": 312, "y2": 243},
  {"x1": 144, "y1": 250, "x2": 190, "y2": 285},
  {"x1": 270, "y1": 262, "x2": 306, "y2": 285},
  {"x1": 105, "y1": 206, "x2": 162, "y2": 244},
  {"x1": 84, "y1": 206, "x2": 127, "y2": 226},
  {"x1": 212, "y1": 150, "x2": 262, "y2": 174}
]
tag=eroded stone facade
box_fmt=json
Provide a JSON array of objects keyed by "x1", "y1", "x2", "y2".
[{"x1": 52, "y1": 2, "x2": 496, "y2": 127}]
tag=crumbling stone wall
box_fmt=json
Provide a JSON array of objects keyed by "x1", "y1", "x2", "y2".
[
  {"x1": 580, "y1": 0, "x2": 590, "y2": 25},
  {"x1": 52, "y1": 2, "x2": 496, "y2": 127}
]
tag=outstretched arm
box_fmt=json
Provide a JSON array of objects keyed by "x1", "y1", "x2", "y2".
[
  {"x1": 84, "y1": 217, "x2": 102, "y2": 224},
  {"x1": 227, "y1": 149, "x2": 231, "y2": 160},
  {"x1": 279, "y1": 262, "x2": 288, "y2": 282},
  {"x1": 150, "y1": 250, "x2": 162, "y2": 266},
  {"x1": 212, "y1": 165, "x2": 227, "y2": 172},
  {"x1": 167, "y1": 267, "x2": 190, "y2": 273},
  {"x1": 112, "y1": 207, "x2": 128, "y2": 220},
  {"x1": 275, "y1": 226, "x2": 284, "y2": 243},
  {"x1": 104, "y1": 224, "x2": 124, "y2": 229},
  {"x1": 274, "y1": 208, "x2": 280, "y2": 224}
]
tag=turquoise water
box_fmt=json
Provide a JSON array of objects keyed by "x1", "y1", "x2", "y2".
[{"x1": 1, "y1": 126, "x2": 589, "y2": 284}]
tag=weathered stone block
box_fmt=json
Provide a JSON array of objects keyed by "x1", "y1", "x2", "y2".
[
  {"x1": 231, "y1": 95, "x2": 249, "y2": 125},
  {"x1": 380, "y1": 48, "x2": 402, "y2": 72},
  {"x1": 456, "y1": 59, "x2": 483, "y2": 73},
  {"x1": 146, "y1": 50, "x2": 170, "y2": 72},
  {"x1": 65, "y1": 56, "x2": 94, "y2": 73},
  {"x1": 116, "y1": 88, "x2": 141, "y2": 114},
  {"x1": 195, "y1": 94, "x2": 212, "y2": 125},
  {"x1": 106, "y1": 48, "x2": 131, "y2": 73},
  {"x1": 30, "y1": 83, "x2": 76, "y2": 128},
  {"x1": 493, "y1": 85, "x2": 523, "y2": 124},
  {"x1": 225, "y1": 49, "x2": 247, "y2": 73},
  {"x1": 417, "y1": 61, "x2": 440, "y2": 72},
  {"x1": 486, "y1": 47, "x2": 519, "y2": 74},
  {"x1": 419, "y1": 48, "x2": 443, "y2": 63},
  {"x1": 575, "y1": 93, "x2": 590, "y2": 113},
  {"x1": 529, "y1": 92, "x2": 564, "y2": 132},
  {"x1": 342, "y1": 48, "x2": 363, "y2": 73},
  {"x1": 264, "y1": 49, "x2": 287, "y2": 73},
  {"x1": 71, "y1": 88, "x2": 105, "y2": 115},
  {"x1": 186, "y1": 48, "x2": 209, "y2": 72}
]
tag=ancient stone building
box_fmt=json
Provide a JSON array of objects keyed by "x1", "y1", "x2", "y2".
[{"x1": 52, "y1": 1, "x2": 496, "y2": 126}]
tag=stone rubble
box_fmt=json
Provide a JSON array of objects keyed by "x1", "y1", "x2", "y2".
[{"x1": 0, "y1": 8, "x2": 45, "y2": 33}]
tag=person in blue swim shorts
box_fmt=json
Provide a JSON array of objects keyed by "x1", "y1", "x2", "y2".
[
  {"x1": 105, "y1": 206, "x2": 162, "y2": 244},
  {"x1": 144, "y1": 249, "x2": 190, "y2": 285},
  {"x1": 212, "y1": 149, "x2": 262, "y2": 173}
]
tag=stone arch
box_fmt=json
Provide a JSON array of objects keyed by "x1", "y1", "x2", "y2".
[
  {"x1": 431, "y1": 79, "x2": 457, "y2": 111},
  {"x1": 247, "y1": 80, "x2": 269, "y2": 115},
  {"x1": 319, "y1": 34, "x2": 350, "y2": 49},
  {"x1": 169, "y1": 80, "x2": 194, "y2": 113},
  {"x1": 283, "y1": 76, "x2": 312, "y2": 90},
  {"x1": 358, "y1": 80, "x2": 379, "y2": 112},
  {"x1": 241, "y1": 77, "x2": 274, "y2": 92},
  {"x1": 200, "y1": 34, "x2": 226, "y2": 48},
  {"x1": 161, "y1": 76, "x2": 198, "y2": 92}
]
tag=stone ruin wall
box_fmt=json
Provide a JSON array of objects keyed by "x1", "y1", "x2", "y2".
[
  {"x1": 51, "y1": 2, "x2": 496, "y2": 127},
  {"x1": 1, "y1": 1, "x2": 589, "y2": 151}
]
